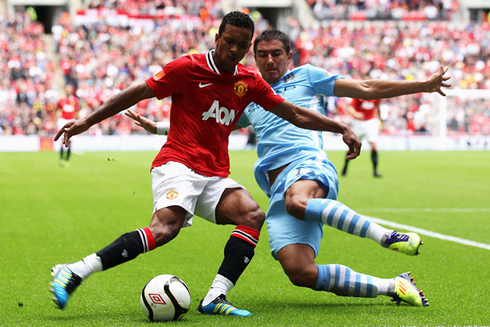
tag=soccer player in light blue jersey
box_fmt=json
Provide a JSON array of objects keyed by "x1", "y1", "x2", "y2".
[{"x1": 128, "y1": 29, "x2": 450, "y2": 307}]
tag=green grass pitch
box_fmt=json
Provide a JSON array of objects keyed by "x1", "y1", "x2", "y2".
[{"x1": 1, "y1": 150, "x2": 489, "y2": 326}]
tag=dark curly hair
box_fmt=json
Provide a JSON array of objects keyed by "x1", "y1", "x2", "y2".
[
  {"x1": 253, "y1": 29, "x2": 291, "y2": 55},
  {"x1": 219, "y1": 11, "x2": 255, "y2": 39}
]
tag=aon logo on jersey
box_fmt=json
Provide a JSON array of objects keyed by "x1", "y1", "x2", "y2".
[
  {"x1": 360, "y1": 101, "x2": 376, "y2": 110},
  {"x1": 63, "y1": 104, "x2": 75, "y2": 112},
  {"x1": 202, "y1": 100, "x2": 235, "y2": 126}
]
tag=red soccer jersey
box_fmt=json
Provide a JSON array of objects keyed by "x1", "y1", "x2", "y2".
[
  {"x1": 57, "y1": 95, "x2": 79, "y2": 120},
  {"x1": 351, "y1": 98, "x2": 380, "y2": 121},
  {"x1": 146, "y1": 51, "x2": 284, "y2": 178}
]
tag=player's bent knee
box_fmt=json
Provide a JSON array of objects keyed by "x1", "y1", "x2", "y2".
[
  {"x1": 243, "y1": 206, "x2": 265, "y2": 230},
  {"x1": 285, "y1": 199, "x2": 307, "y2": 220},
  {"x1": 286, "y1": 270, "x2": 315, "y2": 288},
  {"x1": 149, "y1": 223, "x2": 182, "y2": 247},
  {"x1": 150, "y1": 207, "x2": 186, "y2": 246}
]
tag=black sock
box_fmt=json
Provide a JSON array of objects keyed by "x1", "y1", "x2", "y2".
[
  {"x1": 371, "y1": 150, "x2": 379, "y2": 175},
  {"x1": 217, "y1": 226, "x2": 259, "y2": 285},
  {"x1": 96, "y1": 228, "x2": 156, "y2": 270},
  {"x1": 341, "y1": 152, "x2": 349, "y2": 175}
]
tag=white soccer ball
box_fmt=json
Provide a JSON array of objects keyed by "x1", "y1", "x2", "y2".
[{"x1": 140, "y1": 274, "x2": 191, "y2": 322}]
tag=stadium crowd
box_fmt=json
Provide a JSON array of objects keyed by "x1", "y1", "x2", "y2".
[
  {"x1": 308, "y1": 0, "x2": 460, "y2": 21},
  {"x1": 285, "y1": 17, "x2": 490, "y2": 135},
  {"x1": 1, "y1": 1, "x2": 489, "y2": 137},
  {"x1": 0, "y1": 8, "x2": 58, "y2": 136},
  {"x1": 82, "y1": 0, "x2": 221, "y2": 18}
]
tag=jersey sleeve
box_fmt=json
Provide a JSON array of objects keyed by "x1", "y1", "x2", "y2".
[
  {"x1": 252, "y1": 74, "x2": 284, "y2": 110},
  {"x1": 145, "y1": 56, "x2": 191, "y2": 100},
  {"x1": 306, "y1": 64, "x2": 344, "y2": 97}
]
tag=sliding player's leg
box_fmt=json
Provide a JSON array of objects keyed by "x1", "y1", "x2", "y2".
[{"x1": 280, "y1": 159, "x2": 422, "y2": 255}]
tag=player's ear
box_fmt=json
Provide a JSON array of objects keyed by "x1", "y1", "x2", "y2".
[{"x1": 215, "y1": 33, "x2": 219, "y2": 45}]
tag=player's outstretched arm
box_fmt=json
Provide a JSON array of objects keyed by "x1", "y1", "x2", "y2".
[
  {"x1": 268, "y1": 100, "x2": 361, "y2": 159},
  {"x1": 333, "y1": 65, "x2": 451, "y2": 100},
  {"x1": 54, "y1": 82, "x2": 155, "y2": 147}
]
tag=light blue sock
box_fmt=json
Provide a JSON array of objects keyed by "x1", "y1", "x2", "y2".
[
  {"x1": 315, "y1": 264, "x2": 390, "y2": 297},
  {"x1": 305, "y1": 199, "x2": 390, "y2": 244}
]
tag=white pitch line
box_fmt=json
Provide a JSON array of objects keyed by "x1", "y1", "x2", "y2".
[
  {"x1": 367, "y1": 216, "x2": 490, "y2": 251},
  {"x1": 363, "y1": 208, "x2": 490, "y2": 213}
]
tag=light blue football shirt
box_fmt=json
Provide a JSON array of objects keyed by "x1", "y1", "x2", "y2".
[{"x1": 237, "y1": 64, "x2": 343, "y2": 194}]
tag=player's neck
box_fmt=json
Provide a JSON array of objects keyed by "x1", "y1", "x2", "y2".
[{"x1": 212, "y1": 51, "x2": 236, "y2": 73}]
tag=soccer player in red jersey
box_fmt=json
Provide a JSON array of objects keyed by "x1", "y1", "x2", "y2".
[
  {"x1": 341, "y1": 78, "x2": 383, "y2": 178},
  {"x1": 51, "y1": 11, "x2": 361, "y2": 316},
  {"x1": 55, "y1": 84, "x2": 79, "y2": 167}
]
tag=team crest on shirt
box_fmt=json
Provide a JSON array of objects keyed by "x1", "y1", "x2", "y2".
[
  {"x1": 233, "y1": 80, "x2": 248, "y2": 97},
  {"x1": 153, "y1": 70, "x2": 165, "y2": 80},
  {"x1": 166, "y1": 190, "x2": 178, "y2": 200},
  {"x1": 283, "y1": 72, "x2": 295, "y2": 83}
]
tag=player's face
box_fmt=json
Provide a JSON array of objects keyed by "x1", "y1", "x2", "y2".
[
  {"x1": 214, "y1": 24, "x2": 252, "y2": 72},
  {"x1": 254, "y1": 39, "x2": 292, "y2": 85}
]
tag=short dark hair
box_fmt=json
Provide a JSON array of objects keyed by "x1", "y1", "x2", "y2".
[
  {"x1": 219, "y1": 11, "x2": 255, "y2": 38},
  {"x1": 253, "y1": 29, "x2": 291, "y2": 55}
]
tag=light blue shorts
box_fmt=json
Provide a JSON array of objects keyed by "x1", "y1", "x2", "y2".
[{"x1": 266, "y1": 158, "x2": 339, "y2": 259}]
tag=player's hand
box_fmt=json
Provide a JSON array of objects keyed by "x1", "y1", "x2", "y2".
[
  {"x1": 425, "y1": 65, "x2": 451, "y2": 96},
  {"x1": 342, "y1": 127, "x2": 361, "y2": 160},
  {"x1": 125, "y1": 109, "x2": 157, "y2": 134},
  {"x1": 352, "y1": 111, "x2": 364, "y2": 120},
  {"x1": 54, "y1": 119, "x2": 90, "y2": 147}
]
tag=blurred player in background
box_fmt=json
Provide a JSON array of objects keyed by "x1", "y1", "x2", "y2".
[
  {"x1": 51, "y1": 11, "x2": 362, "y2": 316},
  {"x1": 55, "y1": 84, "x2": 79, "y2": 167},
  {"x1": 128, "y1": 29, "x2": 450, "y2": 307},
  {"x1": 341, "y1": 78, "x2": 383, "y2": 178}
]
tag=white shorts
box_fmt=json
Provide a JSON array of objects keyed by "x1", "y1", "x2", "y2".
[
  {"x1": 56, "y1": 118, "x2": 71, "y2": 150},
  {"x1": 351, "y1": 118, "x2": 380, "y2": 144},
  {"x1": 151, "y1": 161, "x2": 245, "y2": 227}
]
